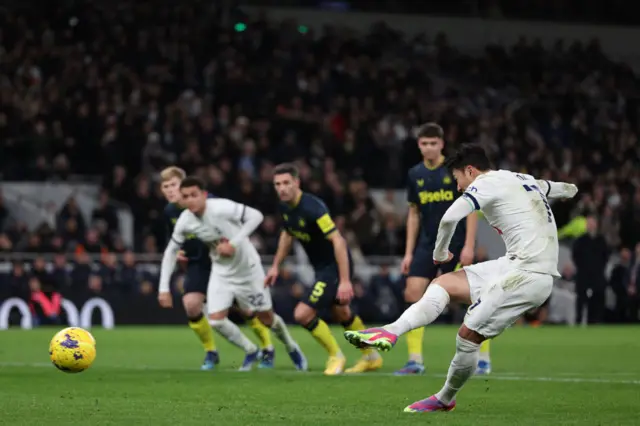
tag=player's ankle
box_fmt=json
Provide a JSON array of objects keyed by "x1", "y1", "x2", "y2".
[{"x1": 409, "y1": 354, "x2": 423, "y2": 364}]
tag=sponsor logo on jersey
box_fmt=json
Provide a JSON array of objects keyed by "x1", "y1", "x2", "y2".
[{"x1": 418, "y1": 189, "x2": 454, "y2": 204}]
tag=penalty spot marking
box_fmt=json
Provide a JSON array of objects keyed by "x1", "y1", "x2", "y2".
[{"x1": 1, "y1": 362, "x2": 639, "y2": 386}]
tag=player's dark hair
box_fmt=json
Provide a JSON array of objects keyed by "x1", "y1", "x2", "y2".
[
  {"x1": 180, "y1": 176, "x2": 206, "y2": 190},
  {"x1": 273, "y1": 163, "x2": 300, "y2": 179},
  {"x1": 445, "y1": 143, "x2": 493, "y2": 172},
  {"x1": 417, "y1": 122, "x2": 444, "y2": 139}
]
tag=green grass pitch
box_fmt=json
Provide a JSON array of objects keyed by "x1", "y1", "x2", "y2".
[{"x1": 1, "y1": 325, "x2": 639, "y2": 425}]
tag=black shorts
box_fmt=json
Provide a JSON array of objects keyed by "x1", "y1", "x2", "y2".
[
  {"x1": 408, "y1": 243, "x2": 464, "y2": 281},
  {"x1": 302, "y1": 260, "x2": 353, "y2": 310},
  {"x1": 183, "y1": 261, "x2": 211, "y2": 295}
]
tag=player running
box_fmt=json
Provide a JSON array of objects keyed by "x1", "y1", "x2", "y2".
[
  {"x1": 345, "y1": 144, "x2": 578, "y2": 412},
  {"x1": 265, "y1": 163, "x2": 382, "y2": 375},
  {"x1": 399, "y1": 123, "x2": 488, "y2": 376},
  {"x1": 157, "y1": 168, "x2": 288, "y2": 370}
]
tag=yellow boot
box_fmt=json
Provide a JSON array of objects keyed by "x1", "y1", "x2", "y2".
[
  {"x1": 324, "y1": 355, "x2": 346, "y2": 375},
  {"x1": 345, "y1": 354, "x2": 383, "y2": 374}
]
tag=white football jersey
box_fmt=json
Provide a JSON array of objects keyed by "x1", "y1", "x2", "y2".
[
  {"x1": 463, "y1": 170, "x2": 561, "y2": 277},
  {"x1": 172, "y1": 198, "x2": 261, "y2": 279}
]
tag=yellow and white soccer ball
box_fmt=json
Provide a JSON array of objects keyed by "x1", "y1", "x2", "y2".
[{"x1": 49, "y1": 327, "x2": 97, "y2": 373}]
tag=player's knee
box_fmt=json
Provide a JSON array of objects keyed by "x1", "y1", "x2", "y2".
[
  {"x1": 434, "y1": 270, "x2": 472, "y2": 304},
  {"x1": 208, "y1": 311, "x2": 227, "y2": 323},
  {"x1": 293, "y1": 303, "x2": 316, "y2": 326},
  {"x1": 457, "y1": 324, "x2": 485, "y2": 345},
  {"x1": 331, "y1": 304, "x2": 351, "y2": 323},
  {"x1": 182, "y1": 294, "x2": 204, "y2": 318},
  {"x1": 256, "y1": 310, "x2": 274, "y2": 327},
  {"x1": 208, "y1": 318, "x2": 226, "y2": 330},
  {"x1": 455, "y1": 333, "x2": 481, "y2": 354}
]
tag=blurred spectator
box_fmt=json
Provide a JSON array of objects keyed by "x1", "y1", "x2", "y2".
[
  {"x1": 9, "y1": 262, "x2": 30, "y2": 300},
  {"x1": 368, "y1": 264, "x2": 404, "y2": 322},
  {"x1": 92, "y1": 190, "x2": 120, "y2": 236},
  {"x1": 572, "y1": 216, "x2": 610, "y2": 324},
  {"x1": 609, "y1": 247, "x2": 633, "y2": 323},
  {"x1": 31, "y1": 257, "x2": 57, "y2": 292},
  {"x1": 29, "y1": 277, "x2": 62, "y2": 326}
]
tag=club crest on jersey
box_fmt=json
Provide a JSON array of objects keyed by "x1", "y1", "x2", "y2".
[
  {"x1": 443, "y1": 175, "x2": 452, "y2": 185},
  {"x1": 298, "y1": 219, "x2": 305, "y2": 227},
  {"x1": 283, "y1": 214, "x2": 288, "y2": 221},
  {"x1": 417, "y1": 179, "x2": 424, "y2": 187}
]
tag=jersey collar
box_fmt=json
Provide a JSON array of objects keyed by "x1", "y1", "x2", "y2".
[
  {"x1": 288, "y1": 191, "x2": 303, "y2": 208},
  {"x1": 423, "y1": 155, "x2": 445, "y2": 170}
]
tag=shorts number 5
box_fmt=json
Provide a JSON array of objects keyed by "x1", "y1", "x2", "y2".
[{"x1": 309, "y1": 281, "x2": 326, "y2": 303}]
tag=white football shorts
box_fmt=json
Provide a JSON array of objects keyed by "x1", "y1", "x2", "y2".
[
  {"x1": 206, "y1": 264, "x2": 272, "y2": 314},
  {"x1": 462, "y1": 256, "x2": 553, "y2": 338}
]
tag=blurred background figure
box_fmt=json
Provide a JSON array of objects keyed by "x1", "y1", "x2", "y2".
[{"x1": 572, "y1": 216, "x2": 609, "y2": 324}]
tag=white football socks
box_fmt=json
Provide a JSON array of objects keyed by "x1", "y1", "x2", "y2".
[
  {"x1": 270, "y1": 314, "x2": 298, "y2": 352},
  {"x1": 210, "y1": 318, "x2": 258, "y2": 354},
  {"x1": 435, "y1": 335, "x2": 480, "y2": 404},
  {"x1": 385, "y1": 283, "x2": 450, "y2": 336}
]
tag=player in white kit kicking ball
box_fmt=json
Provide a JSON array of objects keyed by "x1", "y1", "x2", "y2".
[
  {"x1": 344, "y1": 144, "x2": 578, "y2": 412},
  {"x1": 159, "y1": 176, "x2": 307, "y2": 372}
]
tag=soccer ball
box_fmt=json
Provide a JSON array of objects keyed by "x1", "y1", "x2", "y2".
[{"x1": 49, "y1": 327, "x2": 97, "y2": 373}]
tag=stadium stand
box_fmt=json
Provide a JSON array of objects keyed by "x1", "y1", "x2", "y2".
[{"x1": 0, "y1": 0, "x2": 638, "y2": 324}]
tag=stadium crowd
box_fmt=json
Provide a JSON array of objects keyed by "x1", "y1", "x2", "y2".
[{"x1": 0, "y1": 1, "x2": 639, "y2": 323}]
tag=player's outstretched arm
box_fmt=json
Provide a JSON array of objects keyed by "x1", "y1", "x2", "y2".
[
  {"x1": 536, "y1": 180, "x2": 578, "y2": 200},
  {"x1": 434, "y1": 197, "x2": 476, "y2": 263}
]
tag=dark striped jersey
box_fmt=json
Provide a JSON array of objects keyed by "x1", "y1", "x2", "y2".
[
  {"x1": 407, "y1": 160, "x2": 466, "y2": 246},
  {"x1": 278, "y1": 192, "x2": 346, "y2": 268}
]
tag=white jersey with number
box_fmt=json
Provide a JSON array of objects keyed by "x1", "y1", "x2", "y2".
[
  {"x1": 172, "y1": 198, "x2": 262, "y2": 280},
  {"x1": 462, "y1": 170, "x2": 561, "y2": 277}
]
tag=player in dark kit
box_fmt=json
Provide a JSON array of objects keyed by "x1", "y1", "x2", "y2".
[
  {"x1": 265, "y1": 163, "x2": 383, "y2": 375},
  {"x1": 157, "y1": 166, "x2": 274, "y2": 370},
  {"x1": 395, "y1": 123, "x2": 490, "y2": 375}
]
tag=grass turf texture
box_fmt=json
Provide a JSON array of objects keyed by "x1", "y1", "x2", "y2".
[{"x1": 1, "y1": 326, "x2": 639, "y2": 425}]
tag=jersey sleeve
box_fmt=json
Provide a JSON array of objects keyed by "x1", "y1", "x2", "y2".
[
  {"x1": 308, "y1": 199, "x2": 337, "y2": 237},
  {"x1": 407, "y1": 171, "x2": 418, "y2": 205},
  {"x1": 462, "y1": 179, "x2": 495, "y2": 211},
  {"x1": 211, "y1": 198, "x2": 248, "y2": 223},
  {"x1": 212, "y1": 199, "x2": 264, "y2": 246}
]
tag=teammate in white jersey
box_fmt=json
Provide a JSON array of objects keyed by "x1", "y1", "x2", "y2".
[
  {"x1": 159, "y1": 176, "x2": 307, "y2": 371},
  {"x1": 344, "y1": 144, "x2": 578, "y2": 412}
]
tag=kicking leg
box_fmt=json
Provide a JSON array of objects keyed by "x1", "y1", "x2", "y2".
[
  {"x1": 294, "y1": 302, "x2": 345, "y2": 375},
  {"x1": 404, "y1": 268, "x2": 553, "y2": 413},
  {"x1": 332, "y1": 304, "x2": 382, "y2": 374},
  {"x1": 344, "y1": 269, "x2": 471, "y2": 351},
  {"x1": 183, "y1": 292, "x2": 219, "y2": 370}
]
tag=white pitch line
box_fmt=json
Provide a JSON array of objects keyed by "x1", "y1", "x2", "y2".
[{"x1": 1, "y1": 362, "x2": 640, "y2": 385}]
